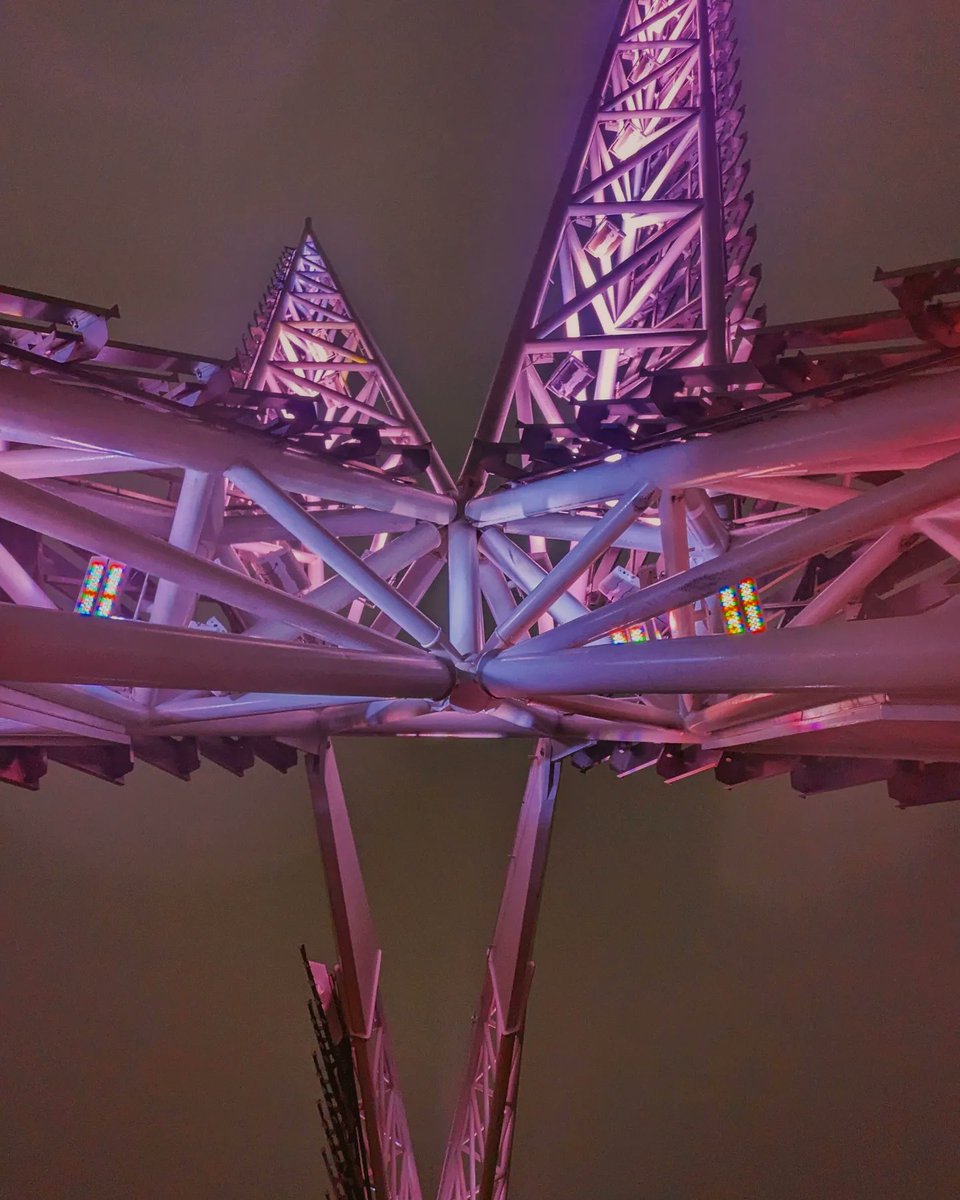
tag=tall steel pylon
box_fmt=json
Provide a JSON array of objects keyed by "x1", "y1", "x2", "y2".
[{"x1": 0, "y1": 0, "x2": 958, "y2": 1195}]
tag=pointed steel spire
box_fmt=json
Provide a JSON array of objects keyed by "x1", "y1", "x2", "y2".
[
  {"x1": 240, "y1": 219, "x2": 454, "y2": 493},
  {"x1": 461, "y1": 0, "x2": 758, "y2": 492}
]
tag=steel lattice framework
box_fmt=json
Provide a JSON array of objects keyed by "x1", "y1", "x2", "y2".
[{"x1": 1, "y1": 1, "x2": 958, "y2": 1196}]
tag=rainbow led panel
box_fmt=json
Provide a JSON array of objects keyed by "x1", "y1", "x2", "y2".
[
  {"x1": 75, "y1": 556, "x2": 126, "y2": 617},
  {"x1": 611, "y1": 623, "x2": 650, "y2": 645},
  {"x1": 719, "y1": 578, "x2": 765, "y2": 635}
]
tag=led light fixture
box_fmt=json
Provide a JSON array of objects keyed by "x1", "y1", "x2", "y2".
[
  {"x1": 546, "y1": 354, "x2": 596, "y2": 400},
  {"x1": 584, "y1": 217, "x2": 625, "y2": 259},
  {"x1": 75, "y1": 556, "x2": 126, "y2": 618},
  {"x1": 611, "y1": 623, "x2": 650, "y2": 645},
  {"x1": 719, "y1": 577, "x2": 765, "y2": 635}
]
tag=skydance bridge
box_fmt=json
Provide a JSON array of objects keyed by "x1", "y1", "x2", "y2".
[{"x1": 1, "y1": 2, "x2": 958, "y2": 1196}]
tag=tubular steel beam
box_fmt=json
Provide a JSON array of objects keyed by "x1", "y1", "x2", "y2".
[
  {"x1": 480, "y1": 608, "x2": 960, "y2": 698},
  {"x1": 439, "y1": 740, "x2": 561, "y2": 1200},
  {"x1": 0, "y1": 448, "x2": 164, "y2": 479},
  {"x1": 149, "y1": 469, "x2": 218, "y2": 629},
  {"x1": 486, "y1": 482, "x2": 652, "y2": 650},
  {"x1": 229, "y1": 462, "x2": 451, "y2": 651},
  {"x1": 0, "y1": 469, "x2": 410, "y2": 654},
  {"x1": 0, "y1": 607, "x2": 453, "y2": 699},
  {"x1": 466, "y1": 373, "x2": 960, "y2": 526},
  {"x1": 497, "y1": 445, "x2": 960, "y2": 655},
  {"x1": 0, "y1": 369, "x2": 453, "y2": 523},
  {"x1": 307, "y1": 745, "x2": 423, "y2": 1200},
  {"x1": 448, "y1": 520, "x2": 483, "y2": 656},
  {"x1": 479, "y1": 530, "x2": 590, "y2": 629},
  {"x1": 243, "y1": 524, "x2": 442, "y2": 643}
]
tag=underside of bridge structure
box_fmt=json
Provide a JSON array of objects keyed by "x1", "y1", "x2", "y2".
[{"x1": 2, "y1": 1, "x2": 958, "y2": 1196}]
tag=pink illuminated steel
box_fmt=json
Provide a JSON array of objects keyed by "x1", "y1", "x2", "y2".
[
  {"x1": 0, "y1": 0, "x2": 959, "y2": 1194},
  {"x1": 308, "y1": 745, "x2": 422, "y2": 1200},
  {"x1": 461, "y1": 0, "x2": 757, "y2": 493},
  {"x1": 438, "y1": 741, "x2": 560, "y2": 1200}
]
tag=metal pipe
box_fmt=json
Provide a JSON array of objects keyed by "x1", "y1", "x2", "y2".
[
  {"x1": 39, "y1": 482, "x2": 175, "y2": 538},
  {"x1": 448, "y1": 520, "x2": 482, "y2": 655},
  {"x1": 0, "y1": 685, "x2": 129, "y2": 742},
  {"x1": 687, "y1": 689, "x2": 861, "y2": 736},
  {"x1": 221, "y1": 509, "x2": 416, "y2": 545},
  {"x1": 789, "y1": 526, "x2": 911, "y2": 628},
  {"x1": 228, "y1": 462, "x2": 450, "y2": 650},
  {"x1": 0, "y1": 541, "x2": 58, "y2": 609},
  {"x1": 17, "y1": 682, "x2": 148, "y2": 722},
  {"x1": 480, "y1": 609, "x2": 960, "y2": 698},
  {"x1": 534, "y1": 692, "x2": 685, "y2": 729},
  {"x1": 0, "y1": 469, "x2": 416, "y2": 654},
  {"x1": 153, "y1": 711, "x2": 321, "y2": 738},
  {"x1": 0, "y1": 447, "x2": 162, "y2": 479},
  {"x1": 685, "y1": 488, "x2": 729, "y2": 555},
  {"x1": 334, "y1": 711, "x2": 529, "y2": 737},
  {"x1": 488, "y1": 482, "x2": 651, "y2": 648},
  {"x1": 153, "y1": 692, "x2": 377, "y2": 720},
  {"x1": 479, "y1": 560, "x2": 519, "y2": 627},
  {"x1": 0, "y1": 370, "x2": 453, "y2": 523},
  {"x1": 0, "y1": 606, "x2": 453, "y2": 698},
  {"x1": 915, "y1": 516, "x2": 960, "y2": 564},
  {"x1": 371, "y1": 550, "x2": 445, "y2": 638},
  {"x1": 478, "y1": 529, "x2": 590, "y2": 628},
  {"x1": 150, "y1": 469, "x2": 218, "y2": 628},
  {"x1": 502, "y1": 513, "x2": 661, "y2": 552},
  {"x1": 659, "y1": 490, "x2": 695, "y2": 639},
  {"x1": 718, "y1": 476, "x2": 859, "y2": 510},
  {"x1": 466, "y1": 372, "x2": 960, "y2": 526},
  {"x1": 498, "y1": 445, "x2": 960, "y2": 655},
  {"x1": 244, "y1": 524, "x2": 440, "y2": 641}
]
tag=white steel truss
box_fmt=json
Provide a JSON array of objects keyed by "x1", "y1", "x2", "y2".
[
  {"x1": 1, "y1": 0, "x2": 959, "y2": 1196},
  {"x1": 461, "y1": 0, "x2": 758, "y2": 493}
]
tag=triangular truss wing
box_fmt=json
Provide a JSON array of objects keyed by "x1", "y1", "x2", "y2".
[
  {"x1": 239, "y1": 221, "x2": 453, "y2": 494},
  {"x1": 0, "y1": 227, "x2": 456, "y2": 791},
  {"x1": 462, "y1": 0, "x2": 759, "y2": 491},
  {"x1": 1, "y1": 8, "x2": 959, "y2": 806}
]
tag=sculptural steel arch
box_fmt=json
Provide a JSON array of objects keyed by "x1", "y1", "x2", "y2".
[{"x1": 1, "y1": 1, "x2": 958, "y2": 1194}]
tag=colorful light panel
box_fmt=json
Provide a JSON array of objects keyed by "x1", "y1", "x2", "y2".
[
  {"x1": 719, "y1": 578, "x2": 765, "y2": 635},
  {"x1": 75, "y1": 556, "x2": 126, "y2": 617},
  {"x1": 74, "y1": 557, "x2": 106, "y2": 615},
  {"x1": 611, "y1": 623, "x2": 650, "y2": 645}
]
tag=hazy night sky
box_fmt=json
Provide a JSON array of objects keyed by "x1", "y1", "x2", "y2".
[{"x1": 2, "y1": 2, "x2": 960, "y2": 1197}]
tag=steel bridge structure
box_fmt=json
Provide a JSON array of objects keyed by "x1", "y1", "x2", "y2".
[{"x1": 1, "y1": 1, "x2": 958, "y2": 1196}]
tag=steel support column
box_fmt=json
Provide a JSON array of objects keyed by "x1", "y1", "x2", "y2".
[
  {"x1": 307, "y1": 745, "x2": 423, "y2": 1200},
  {"x1": 438, "y1": 741, "x2": 561, "y2": 1200}
]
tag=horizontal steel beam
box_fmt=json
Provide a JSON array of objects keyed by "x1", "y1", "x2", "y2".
[
  {"x1": 0, "y1": 607, "x2": 454, "y2": 699},
  {"x1": 499, "y1": 444, "x2": 960, "y2": 654},
  {"x1": 0, "y1": 370, "x2": 453, "y2": 523},
  {"x1": 467, "y1": 373, "x2": 960, "y2": 526},
  {"x1": 480, "y1": 610, "x2": 960, "y2": 698},
  {"x1": 0, "y1": 469, "x2": 407, "y2": 654}
]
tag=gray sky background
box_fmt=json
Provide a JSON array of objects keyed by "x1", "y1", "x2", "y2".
[{"x1": 2, "y1": 2, "x2": 960, "y2": 1197}]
